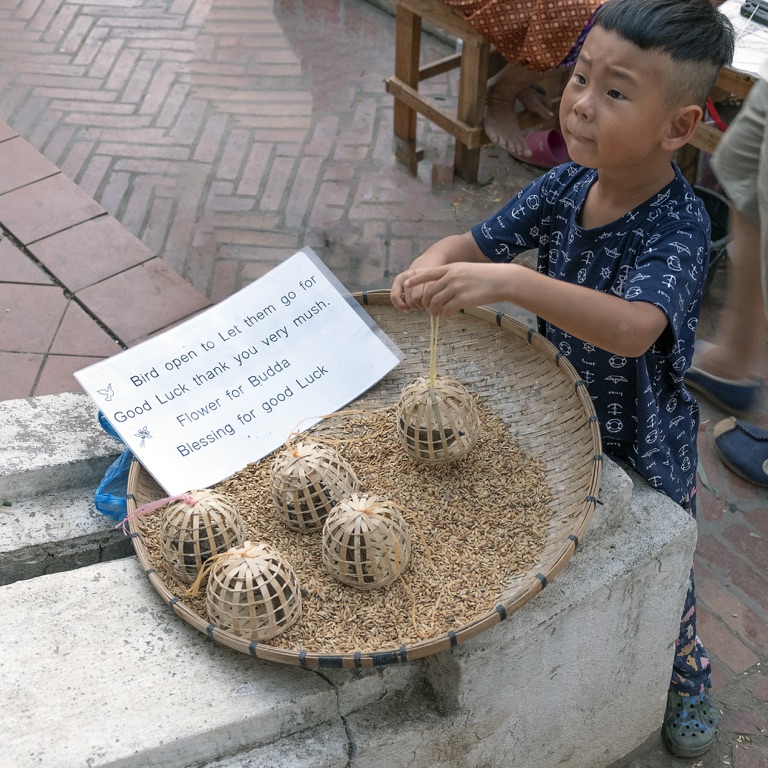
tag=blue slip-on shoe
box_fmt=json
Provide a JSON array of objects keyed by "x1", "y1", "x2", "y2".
[
  {"x1": 713, "y1": 417, "x2": 768, "y2": 487},
  {"x1": 685, "y1": 357, "x2": 761, "y2": 416},
  {"x1": 662, "y1": 690, "x2": 719, "y2": 758}
]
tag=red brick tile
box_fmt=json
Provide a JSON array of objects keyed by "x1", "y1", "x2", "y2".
[
  {"x1": 709, "y1": 662, "x2": 732, "y2": 693},
  {"x1": 698, "y1": 605, "x2": 759, "y2": 675},
  {"x1": 724, "y1": 469, "x2": 766, "y2": 502},
  {"x1": 104, "y1": 47, "x2": 141, "y2": 92},
  {"x1": 33, "y1": 354, "x2": 106, "y2": 396},
  {"x1": 0, "y1": 121, "x2": 18, "y2": 142},
  {"x1": 27, "y1": 216, "x2": 155, "y2": 292},
  {"x1": 733, "y1": 744, "x2": 768, "y2": 768},
  {"x1": 210, "y1": 259, "x2": 239, "y2": 304},
  {"x1": 236, "y1": 141, "x2": 271, "y2": 197},
  {"x1": 696, "y1": 533, "x2": 768, "y2": 612},
  {"x1": 0, "y1": 174, "x2": 104, "y2": 245},
  {"x1": 303, "y1": 115, "x2": 339, "y2": 158},
  {"x1": 742, "y1": 507, "x2": 768, "y2": 541},
  {"x1": 218, "y1": 127, "x2": 250, "y2": 180},
  {"x1": 241, "y1": 256, "x2": 284, "y2": 284},
  {"x1": 261, "y1": 156, "x2": 295, "y2": 212},
  {"x1": 746, "y1": 672, "x2": 768, "y2": 703},
  {"x1": 0, "y1": 350, "x2": 42, "y2": 400},
  {"x1": 697, "y1": 486, "x2": 725, "y2": 522},
  {"x1": 696, "y1": 564, "x2": 768, "y2": 652},
  {"x1": 49, "y1": 301, "x2": 123, "y2": 357},
  {"x1": 77, "y1": 154, "x2": 112, "y2": 198},
  {"x1": 0, "y1": 283, "x2": 68, "y2": 353},
  {"x1": 169, "y1": 98, "x2": 209, "y2": 145},
  {"x1": 388, "y1": 238, "x2": 419, "y2": 277},
  {"x1": 323, "y1": 162, "x2": 356, "y2": 184},
  {"x1": 0, "y1": 237, "x2": 52, "y2": 284},
  {"x1": 284, "y1": 156, "x2": 323, "y2": 229},
  {"x1": 723, "y1": 523, "x2": 768, "y2": 575},
  {"x1": 0, "y1": 136, "x2": 60, "y2": 194},
  {"x1": 59, "y1": 140, "x2": 97, "y2": 182},
  {"x1": 74, "y1": 257, "x2": 212, "y2": 346},
  {"x1": 721, "y1": 707, "x2": 767, "y2": 736},
  {"x1": 94, "y1": 142, "x2": 190, "y2": 162}
]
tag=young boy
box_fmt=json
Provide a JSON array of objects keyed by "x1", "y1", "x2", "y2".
[{"x1": 390, "y1": 0, "x2": 734, "y2": 757}]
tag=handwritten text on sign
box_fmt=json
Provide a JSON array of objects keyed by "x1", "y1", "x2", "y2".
[{"x1": 75, "y1": 248, "x2": 402, "y2": 495}]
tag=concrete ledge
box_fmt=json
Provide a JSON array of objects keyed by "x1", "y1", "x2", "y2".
[
  {"x1": 0, "y1": 392, "x2": 127, "y2": 584},
  {"x1": 0, "y1": 392, "x2": 120, "y2": 500},
  {"x1": 0, "y1": 457, "x2": 696, "y2": 768},
  {"x1": 0, "y1": 488, "x2": 131, "y2": 586}
]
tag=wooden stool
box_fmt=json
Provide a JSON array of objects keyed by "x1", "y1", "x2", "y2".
[
  {"x1": 384, "y1": 0, "x2": 564, "y2": 183},
  {"x1": 384, "y1": 0, "x2": 500, "y2": 183}
]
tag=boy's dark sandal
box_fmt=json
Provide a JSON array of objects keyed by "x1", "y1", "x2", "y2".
[
  {"x1": 685, "y1": 365, "x2": 761, "y2": 416},
  {"x1": 713, "y1": 417, "x2": 768, "y2": 487},
  {"x1": 662, "y1": 690, "x2": 719, "y2": 758}
]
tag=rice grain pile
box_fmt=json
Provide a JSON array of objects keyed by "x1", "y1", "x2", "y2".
[{"x1": 135, "y1": 402, "x2": 552, "y2": 654}]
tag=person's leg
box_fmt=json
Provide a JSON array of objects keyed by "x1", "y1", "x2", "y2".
[
  {"x1": 482, "y1": 7, "x2": 597, "y2": 158},
  {"x1": 686, "y1": 79, "x2": 768, "y2": 414},
  {"x1": 709, "y1": 79, "x2": 768, "y2": 485},
  {"x1": 663, "y1": 497, "x2": 718, "y2": 758},
  {"x1": 484, "y1": 63, "x2": 554, "y2": 157},
  {"x1": 693, "y1": 208, "x2": 767, "y2": 380},
  {"x1": 663, "y1": 571, "x2": 719, "y2": 757}
]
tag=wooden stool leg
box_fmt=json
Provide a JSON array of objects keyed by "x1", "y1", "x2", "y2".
[
  {"x1": 454, "y1": 36, "x2": 489, "y2": 184},
  {"x1": 392, "y1": 5, "x2": 422, "y2": 176}
]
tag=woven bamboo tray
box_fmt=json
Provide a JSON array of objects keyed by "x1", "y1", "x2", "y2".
[{"x1": 127, "y1": 290, "x2": 602, "y2": 669}]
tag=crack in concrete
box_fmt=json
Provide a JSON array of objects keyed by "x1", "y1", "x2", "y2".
[{"x1": 315, "y1": 669, "x2": 358, "y2": 767}]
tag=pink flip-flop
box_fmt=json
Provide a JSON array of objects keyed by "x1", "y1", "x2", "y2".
[{"x1": 511, "y1": 129, "x2": 570, "y2": 169}]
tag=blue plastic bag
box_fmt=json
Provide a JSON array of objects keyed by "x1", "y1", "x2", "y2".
[{"x1": 95, "y1": 412, "x2": 134, "y2": 521}]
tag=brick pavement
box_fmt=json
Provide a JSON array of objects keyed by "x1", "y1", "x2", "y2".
[{"x1": 0, "y1": 0, "x2": 766, "y2": 764}]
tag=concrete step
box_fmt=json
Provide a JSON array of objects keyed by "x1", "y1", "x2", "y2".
[
  {"x1": 0, "y1": 390, "x2": 696, "y2": 768},
  {"x1": 0, "y1": 393, "x2": 127, "y2": 584},
  {"x1": 0, "y1": 451, "x2": 696, "y2": 768},
  {"x1": 0, "y1": 485, "x2": 131, "y2": 585}
]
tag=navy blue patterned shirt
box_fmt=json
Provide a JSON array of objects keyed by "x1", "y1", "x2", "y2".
[{"x1": 471, "y1": 163, "x2": 709, "y2": 509}]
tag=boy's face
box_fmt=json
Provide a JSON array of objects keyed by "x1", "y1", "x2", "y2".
[{"x1": 559, "y1": 26, "x2": 683, "y2": 170}]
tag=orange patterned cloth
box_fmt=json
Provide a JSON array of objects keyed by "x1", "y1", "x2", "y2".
[{"x1": 444, "y1": 0, "x2": 603, "y2": 71}]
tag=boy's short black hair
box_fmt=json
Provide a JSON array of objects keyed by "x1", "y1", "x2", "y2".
[{"x1": 593, "y1": 0, "x2": 735, "y2": 106}]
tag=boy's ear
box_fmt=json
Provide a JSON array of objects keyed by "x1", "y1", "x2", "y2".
[{"x1": 661, "y1": 104, "x2": 704, "y2": 152}]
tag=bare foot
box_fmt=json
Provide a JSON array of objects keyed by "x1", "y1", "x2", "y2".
[{"x1": 484, "y1": 64, "x2": 554, "y2": 156}]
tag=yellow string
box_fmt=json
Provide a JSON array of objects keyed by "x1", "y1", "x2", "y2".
[{"x1": 429, "y1": 314, "x2": 440, "y2": 387}]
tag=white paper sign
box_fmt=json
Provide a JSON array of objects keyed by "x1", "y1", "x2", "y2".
[
  {"x1": 75, "y1": 248, "x2": 402, "y2": 495},
  {"x1": 720, "y1": 0, "x2": 768, "y2": 79}
]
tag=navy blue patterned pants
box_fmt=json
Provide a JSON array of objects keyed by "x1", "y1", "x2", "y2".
[{"x1": 670, "y1": 493, "x2": 711, "y2": 695}]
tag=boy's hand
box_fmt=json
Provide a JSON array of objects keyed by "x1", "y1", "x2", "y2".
[
  {"x1": 389, "y1": 232, "x2": 488, "y2": 313},
  {"x1": 400, "y1": 262, "x2": 502, "y2": 319},
  {"x1": 390, "y1": 252, "x2": 448, "y2": 312},
  {"x1": 390, "y1": 268, "x2": 427, "y2": 312}
]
